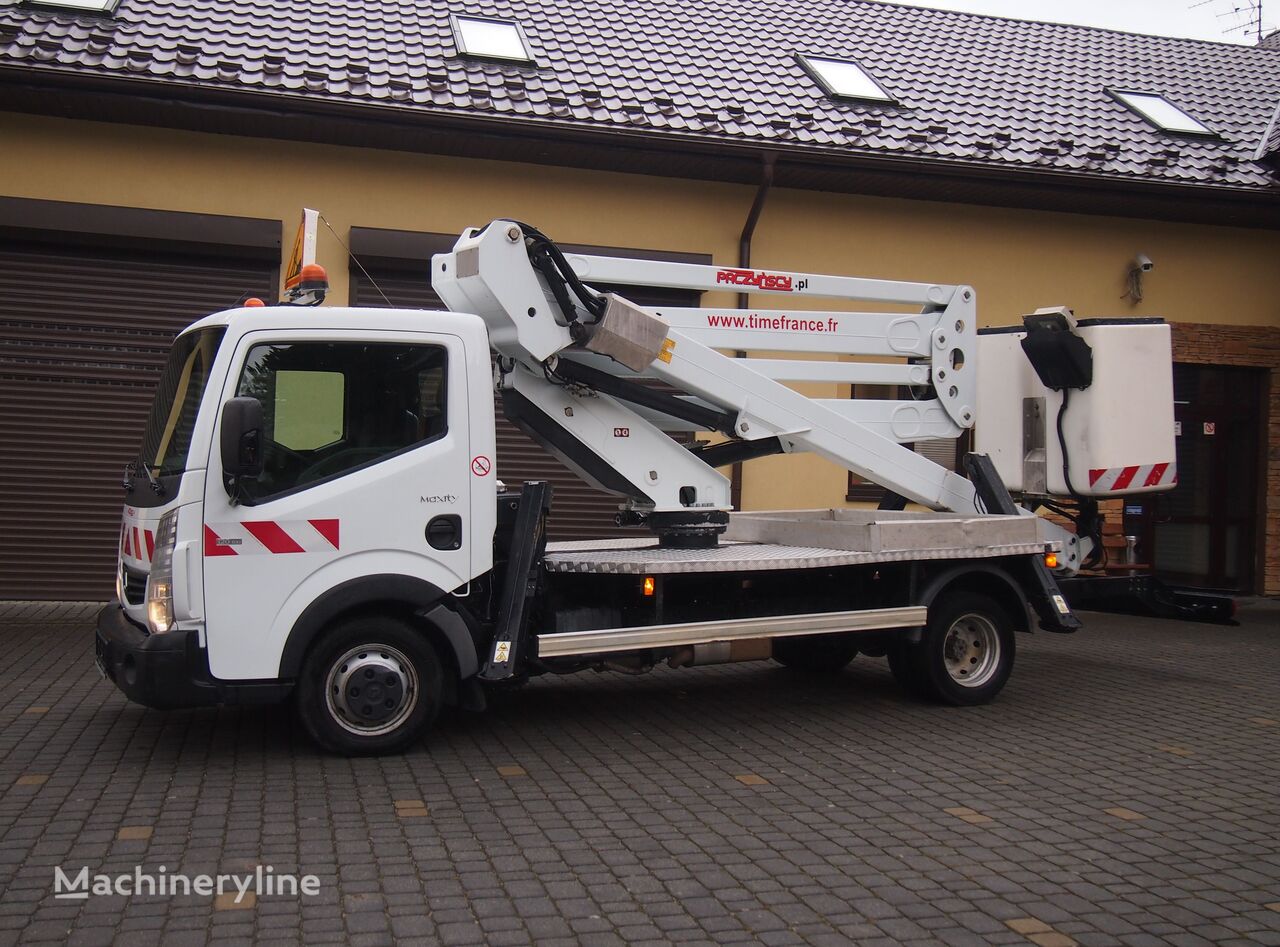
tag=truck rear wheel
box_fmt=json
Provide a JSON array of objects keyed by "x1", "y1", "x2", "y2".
[
  {"x1": 889, "y1": 591, "x2": 1015, "y2": 706},
  {"x1": 295, "y1": 615, "x2": 443, "y2": 755},
  {"x1": 773, "y1": 633, "x2": 858, "y2": 673}
]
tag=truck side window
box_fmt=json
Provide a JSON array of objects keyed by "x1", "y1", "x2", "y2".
[{"x1": 235, "y1": 342, "x2": 448, "y2": 502}]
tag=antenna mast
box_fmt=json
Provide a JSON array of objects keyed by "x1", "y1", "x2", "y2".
[{"x1": 1191, "y1": 0, "x2": 1266, "y2": 42}]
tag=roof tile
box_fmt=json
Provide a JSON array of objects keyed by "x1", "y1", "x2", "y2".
[{"x1": 1, "y1": 0, "x2": 1278, "y2": 187}]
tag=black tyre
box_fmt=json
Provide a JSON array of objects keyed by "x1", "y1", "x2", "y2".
[
  {"x1": 773, "y1": 633, "x2": 859, "y2": 673},
  {"x1": 295, "y1": 614, "x2": 444, "y2": 755},
  {"x1": 891, "y1": 591, "x2": 1015, "y2": 706}
]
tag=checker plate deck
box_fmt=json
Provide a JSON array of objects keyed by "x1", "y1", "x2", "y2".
[{"x1": 543, "y1": 538, "x2": 1053, "y2": 575}]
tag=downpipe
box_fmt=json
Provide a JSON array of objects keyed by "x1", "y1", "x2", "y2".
[{"x1": 730, "y1": 153, "x2": 777, "y2": 510}]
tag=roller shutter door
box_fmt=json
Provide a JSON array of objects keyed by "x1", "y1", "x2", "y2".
[
  {"x1": 350, "y1": 252, "x2": 699, "y2": 541},
  {"x1": 0, "y1": 240, "x2": 276, "y2": 600}
]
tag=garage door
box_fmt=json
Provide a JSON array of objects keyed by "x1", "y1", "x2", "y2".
[
  {"x1": 0, "y1": 239, "x2": 276, "y2": 600},
  {"x1": 349, "y1": 233, "x2": 704, "y2": 540}
]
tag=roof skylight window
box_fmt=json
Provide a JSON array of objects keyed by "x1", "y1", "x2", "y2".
[
  {"x1": 1111, "y1": 91, "x2": 1214, "y2": 136},
  {"x1": 453, "y1": 16, "x2": 533, "y2": 63},
  {"x1": 799, "y1": 55, "x2": 893, "y2": 103},
  {"x1": 23, "y1": 0, "x2": 117, "y2": 11}
]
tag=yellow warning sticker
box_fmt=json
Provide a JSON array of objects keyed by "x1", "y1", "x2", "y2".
[
  {"x1": 494, "y1": 641, "x2": 511, "y2": 663},
  {"x1": 657, "y1": 350, "x2": 673, "y2": 364}
]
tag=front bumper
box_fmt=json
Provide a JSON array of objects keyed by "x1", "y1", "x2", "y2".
[{"x1": 95, "y1": 602, "x2": 291, "y2": 709}]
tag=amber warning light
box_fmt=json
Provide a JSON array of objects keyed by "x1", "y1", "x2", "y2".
[
  {"x1": 642, "y1": 576, "x2": 655, "y2": 597},
  {"x1": 298, "y1": 264, "x2": 328, "y2": 295}
]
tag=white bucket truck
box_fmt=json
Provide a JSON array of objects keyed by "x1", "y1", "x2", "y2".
[{"x1": 95, "y1": 218, "x2": 1175, "y2": 754}]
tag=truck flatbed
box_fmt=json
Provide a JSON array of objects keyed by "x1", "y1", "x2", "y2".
[{"x1": 544, "y1": 509, "x2": 1058, "y2": 575}]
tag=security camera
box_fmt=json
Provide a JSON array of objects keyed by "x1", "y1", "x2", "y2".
[{"x1": 1124, "y1": 255, "x2": 1153, "y2": 302}]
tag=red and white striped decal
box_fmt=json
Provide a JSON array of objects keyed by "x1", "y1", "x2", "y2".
[
  {"x1": 121, "y1": 523, "x2": 156, "y2": 564},
  {"x1": 204, "y1": 519, "x2": 341, "y2": 557},
  {"x1": 1087, "y1": 462, "x2": 1177, "y2": 493}
]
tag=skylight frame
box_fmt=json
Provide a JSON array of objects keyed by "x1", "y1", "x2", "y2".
[
  {"x1": 21, "y1": 0, "x2": 118, "y2": 13},
  {"x1": 798, "y1": 54, "x2": 895, "y2": 104},
  {"x1": 451, "y1": 15, "x2": 536, "y2": 65},
  {"x1": 1109, "y1": 90, "x2": 1216, "y2": 138}
]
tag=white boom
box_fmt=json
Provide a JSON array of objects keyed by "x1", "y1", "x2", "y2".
[{"x1": 432, "y1": 220, "x2": 1087, "y2": 568}]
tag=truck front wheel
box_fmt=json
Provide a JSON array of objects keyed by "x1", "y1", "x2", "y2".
[
  {"x1": 889, "y1": 591, "x2": 1015, "y2": 706},
  {"x1": 295, "y1": 615, "x2": 443, "y2": 755}
]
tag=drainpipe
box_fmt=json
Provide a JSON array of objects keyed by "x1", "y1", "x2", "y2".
[
  {"x1": 737, "y1": 153, "x2": 777, "y2": 309},
  {"x1": 730, "y1": 153, "x2": 777, "y2": 511}
]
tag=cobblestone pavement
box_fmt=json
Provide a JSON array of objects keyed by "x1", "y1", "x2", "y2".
[{"x1": 0, "y1": 600, "x2": 1277, "y2": 947}]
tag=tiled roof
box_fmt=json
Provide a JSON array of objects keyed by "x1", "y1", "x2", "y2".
[{"x1": 2, "y1": 0, "x2": 1280, "y2": 192}]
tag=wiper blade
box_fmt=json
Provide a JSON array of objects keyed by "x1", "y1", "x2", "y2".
[
  {"x1": 140, "y1": 462, "x2": 165, "y2": 496},
  {"x1": 123, "y1": 459, "x2": 166, "y2": 497}
]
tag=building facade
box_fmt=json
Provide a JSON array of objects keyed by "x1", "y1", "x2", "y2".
[{"x1": 1, "y1": 0, "x2": 1278, "y2": 598}]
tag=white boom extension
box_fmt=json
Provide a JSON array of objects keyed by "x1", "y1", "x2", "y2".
[{"x1": 432, "y1": 220, "x2": 1085, "y2": 566}]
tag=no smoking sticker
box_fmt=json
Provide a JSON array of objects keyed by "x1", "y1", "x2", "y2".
[{"x1": 471, "y1": 455, "x2": 492, "y2": 477}]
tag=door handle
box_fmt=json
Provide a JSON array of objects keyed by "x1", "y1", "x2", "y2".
[{"x1": 426, "y1": 515, "x2": 463, "y2": 551}]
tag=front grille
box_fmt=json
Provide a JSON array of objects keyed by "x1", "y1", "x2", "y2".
[{"x1": 123, "y1": 566, "x2": 147, "y2": 605}]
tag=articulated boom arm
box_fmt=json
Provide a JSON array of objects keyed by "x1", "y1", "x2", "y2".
[
  {"x1": 433, "y1": 220, "x2": 1083, "y2": 563},
  {"x1": 434, "y1": 219, "x2": 978, "y2": 508},
  {"x1": 558, "y1": 252, "x2": 982, "y2": 513}
]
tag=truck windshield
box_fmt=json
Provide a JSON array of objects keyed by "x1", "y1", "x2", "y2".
[{"x1": 138, "y1": 327, "x2": 226, "y2": 476}]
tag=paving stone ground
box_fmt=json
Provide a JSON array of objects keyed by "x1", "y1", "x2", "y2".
[{"x1": 0, "y1": 600, "x2": 1277, "y2": 946}]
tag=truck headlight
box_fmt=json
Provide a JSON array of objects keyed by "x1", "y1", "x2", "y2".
[{"x1": 145, "y1": 510, "x2": 179, "y2": 634}]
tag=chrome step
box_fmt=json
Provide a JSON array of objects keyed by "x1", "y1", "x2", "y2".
[{"x1": 535, "y1": 605, "x2": 927, "y2": 658}]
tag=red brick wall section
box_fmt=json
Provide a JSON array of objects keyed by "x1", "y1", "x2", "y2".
[{"x1": 1171, "y1": 323, "x2": 1280, "y2": 597}]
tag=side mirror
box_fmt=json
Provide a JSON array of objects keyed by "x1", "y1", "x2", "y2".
[{"x1": 220, "y1": 397, "x2": 265, "y2": 481}]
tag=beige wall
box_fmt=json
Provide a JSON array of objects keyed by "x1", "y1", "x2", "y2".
[
  {"x1": 5, "y1": 110, "x2": 1279, "y2": 514},
  {"x1": 755, "y1": 188, "x2": 1280, "y2": 330}
]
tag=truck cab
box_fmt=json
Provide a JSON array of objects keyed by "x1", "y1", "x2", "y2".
[{"x1": 99, "y1": 306, "x2": 496, "y2": 743}]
